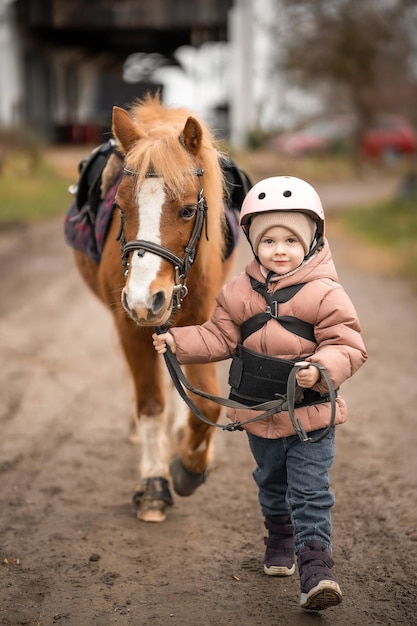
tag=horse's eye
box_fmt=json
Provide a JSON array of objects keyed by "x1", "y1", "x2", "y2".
[{"x1": 180, "y1": 205, "x2": 196, "y2": 219}]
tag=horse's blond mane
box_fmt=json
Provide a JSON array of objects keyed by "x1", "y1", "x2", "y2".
[{"x1": 125, "y1": 94, "x2": 226, "y2": 266}]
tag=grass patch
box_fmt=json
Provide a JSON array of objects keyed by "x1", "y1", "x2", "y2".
[
  {"x1": 0, "y1": 157, "x2": 74, "y2": 226},
  {"x1": 340, "y1": 194, "x2": 417, "y2": 282}
]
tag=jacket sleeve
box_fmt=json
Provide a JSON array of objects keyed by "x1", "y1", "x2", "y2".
[
  {"x1": 170, "y1": 288, "x2": 243, "y2": 365},
  {"x1": 307, "y1": 282, "x2": 367, "y2": 392}
]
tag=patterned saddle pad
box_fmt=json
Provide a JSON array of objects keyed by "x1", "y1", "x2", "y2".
[{"x1": 64, "y1": 171, "x2": 122, "y2": 263}]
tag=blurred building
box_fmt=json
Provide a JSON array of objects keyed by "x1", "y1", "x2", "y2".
[
  {"x1": 1, "y1": 0, "x2": 322, "y2": 148},
  {"x1": 1, "y1": 0, "x2": 236, "y2": 143}
]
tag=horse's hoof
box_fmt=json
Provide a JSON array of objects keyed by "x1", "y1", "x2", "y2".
[
  {"x1": 170, "y1": 457, "x2": 206, "y2": 497},
  {"x1": 137, "y1": 504, "x2": 167, "y2": 523},
  {"x1": 132, "y1": 477, "x2": 173, "y2": 522}
]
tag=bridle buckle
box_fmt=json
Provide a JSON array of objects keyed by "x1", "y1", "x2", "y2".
[{"x1": 172, "y1": 266, "x2": 188, "y2": 309}]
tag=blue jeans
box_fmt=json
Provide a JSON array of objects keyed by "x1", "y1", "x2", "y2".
[{"x1": 246, "y1": 428, "x2": 336, "y2": 553}]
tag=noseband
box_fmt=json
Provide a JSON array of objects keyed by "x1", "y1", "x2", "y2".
[{"x1": 117, "y1": 166, "x2": 208, "y2": 309}]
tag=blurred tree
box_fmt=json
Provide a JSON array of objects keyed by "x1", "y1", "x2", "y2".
[{"x1": 276, "y1": 0, "x2": 417, "y2": 166}]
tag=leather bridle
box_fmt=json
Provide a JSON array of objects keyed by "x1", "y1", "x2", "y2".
[{"x1": 117, "y1": 166, "x2": 208, "y2": 309}]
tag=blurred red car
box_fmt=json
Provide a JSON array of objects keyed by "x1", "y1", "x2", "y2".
[
  {"x1": 272, "y1": 114, "x2": 417, "y2": 159},
  {"x1": 361, "y1": 115, "x2": 417, "y2": 158}
]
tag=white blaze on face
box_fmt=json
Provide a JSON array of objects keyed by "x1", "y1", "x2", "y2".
[{"x1": 126, "y1": 178, "x2": 165, "y2": 307}]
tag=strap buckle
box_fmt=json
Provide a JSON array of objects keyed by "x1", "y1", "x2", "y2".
[{"x1": 265, "y1": 301, "x2": 278, "y2": 319}]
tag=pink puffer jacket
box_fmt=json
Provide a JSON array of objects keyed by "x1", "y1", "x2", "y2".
[{"x1": 170, "y1": 239, "x2": 367, "y2": 438}]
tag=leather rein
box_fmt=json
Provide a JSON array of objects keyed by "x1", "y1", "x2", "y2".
[
  {"x1": 117, "y1": 166, "x2": 208, "y2": 310},
  {"x1": 155, "y1": 336, "x2": 337, "y2": 444}
]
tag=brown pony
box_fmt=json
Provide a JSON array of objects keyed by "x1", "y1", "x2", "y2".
[{"x1": 72, "y1": 95, "x2": 237, "y2": 521}]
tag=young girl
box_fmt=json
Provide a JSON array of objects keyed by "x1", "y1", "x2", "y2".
[{"x1": 153, "y1": 176, "x2": 367, "y2": 611}]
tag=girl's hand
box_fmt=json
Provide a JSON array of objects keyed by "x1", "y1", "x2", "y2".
[
  {"x1": 152, "y1": 331, "x2": 176, "y2": 354},
  {"x1": 295, "y1": 361, "x2": 320, "y2": 388}
]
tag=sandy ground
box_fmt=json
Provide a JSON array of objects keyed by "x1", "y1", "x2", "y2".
[{"x1": 0, "y1": 153, "x2": 416, "y2": 625}]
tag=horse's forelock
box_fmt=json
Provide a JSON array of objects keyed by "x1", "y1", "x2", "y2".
[
  {"x1": 127, "y1": 136, "x2": 196, "y2": 199},
  {"x1": 125, "y1": 97, "x2": 226, "y2": 267}
]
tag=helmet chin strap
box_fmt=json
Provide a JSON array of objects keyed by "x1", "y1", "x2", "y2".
[{"x1": 304, "y1": 223, "x2": 324, "y2": 261}]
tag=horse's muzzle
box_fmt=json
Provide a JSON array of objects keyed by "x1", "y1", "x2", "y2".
[{"x1": 122, "y1": 289, "x2": 172, "y2": 326}]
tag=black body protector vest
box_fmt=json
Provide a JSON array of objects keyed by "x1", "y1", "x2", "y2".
[{"x1": 228, "y1": 277, "x2": 335, "y2": 408}]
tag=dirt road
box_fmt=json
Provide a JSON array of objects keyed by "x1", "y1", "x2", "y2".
[{"x1": 0, "y1": 160, "x2": 416, "y2": 625}]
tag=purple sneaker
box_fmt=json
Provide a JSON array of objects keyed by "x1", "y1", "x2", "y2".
[
  {"x1": 263, "y1": 517, "x2": 295, "y2": 576},
  {"x1": 298, "y1": 540, "x2": 342, "y2": 610}
]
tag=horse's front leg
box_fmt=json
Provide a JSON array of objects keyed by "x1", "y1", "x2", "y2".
[
  {"x1": 116, "y1": 316, "x2": 173, "y2": 522},
  {"x1": 170, "y1": 361, "x2": 221, "y2": 497}
]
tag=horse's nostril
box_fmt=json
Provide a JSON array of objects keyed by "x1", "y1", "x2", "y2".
[
  {"x1": 151, "y1": 291, "x2": 166, "y2": 314},
  {"x1": 122, "y1": 290, "x2": 129, "y2": 310}
]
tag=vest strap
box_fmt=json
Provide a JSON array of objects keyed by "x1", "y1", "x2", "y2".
[{"x1": 240, "y1": 277, "x2": 316, "y2": 344}]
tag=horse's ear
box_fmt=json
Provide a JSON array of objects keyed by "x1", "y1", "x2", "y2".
[
  {"x1": 112, "y1": 106, "x2": 142, "y2": 153},
  {"x1": 180, "y1": 116, "x2": 202, "y2": 156}
]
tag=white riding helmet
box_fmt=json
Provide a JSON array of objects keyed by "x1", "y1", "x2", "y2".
[{"x1": 240, "y1": 176, "x2": 325, "y2": 246}]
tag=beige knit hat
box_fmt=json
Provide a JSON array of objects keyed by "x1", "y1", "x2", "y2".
[{"x1": 249, "y1": 211, "x2": 316, "y2": 256}]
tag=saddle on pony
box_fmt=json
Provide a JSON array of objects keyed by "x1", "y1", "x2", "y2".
[{"x1": 64, "y1": 139, "x2": 252, "y2": 263}]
